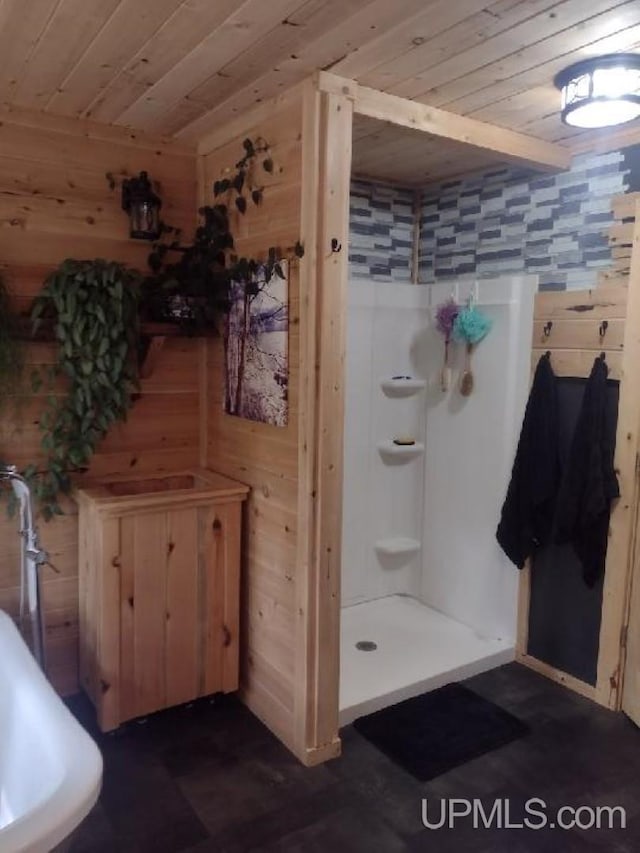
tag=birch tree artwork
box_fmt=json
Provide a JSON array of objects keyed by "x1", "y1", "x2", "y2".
[{"x1": 224, "y1": 260, "x2": 289, "y2": 427}]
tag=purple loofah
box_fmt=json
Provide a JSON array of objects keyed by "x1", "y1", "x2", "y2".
[{"x1": 435, "y1": 298, "x2": 460, "y2": 342}]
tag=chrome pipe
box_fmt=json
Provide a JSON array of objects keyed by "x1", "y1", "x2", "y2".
[{"x1": 1, "y1": 465, "x2": 48, "y2": 669}]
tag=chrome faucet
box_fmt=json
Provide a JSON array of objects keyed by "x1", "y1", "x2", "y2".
[{"x1": 1, "y1": 465, "x2": 48, "y2": 669}]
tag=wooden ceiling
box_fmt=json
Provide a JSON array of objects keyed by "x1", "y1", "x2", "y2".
[
  {"x1": 0, "y1": 0, "x2": 638, "y2": 170},
  {"x1": 351, "y1": 114, "x2": 525, "y2": 188}
]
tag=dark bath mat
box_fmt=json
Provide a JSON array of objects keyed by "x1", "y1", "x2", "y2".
[{"x1": 353, "y1": 682, "x2": 530, "y2": 782}]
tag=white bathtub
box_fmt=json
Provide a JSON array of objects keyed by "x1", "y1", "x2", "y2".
[{"x1": 0, "y1": 611, "x2": 102, "y2": 853}]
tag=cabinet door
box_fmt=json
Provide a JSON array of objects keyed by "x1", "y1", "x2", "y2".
[
  {"x1": 112, "y1": 500, "x2": 242, "y2": 725},
  {"x1": 200, "y1": 501, "x2": 242, "y2": 695},
  {"x1": 119, "y1": 507, "x2": 200, "y2": 721},
  {"x1": 165, "y1": 508, "x2": 201, "y2": 706}
]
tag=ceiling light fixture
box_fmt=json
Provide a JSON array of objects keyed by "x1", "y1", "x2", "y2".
[{"x1": 554, "y1": 53, "x2": 640, "y2": 129}]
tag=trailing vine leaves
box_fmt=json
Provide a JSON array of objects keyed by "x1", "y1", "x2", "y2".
[
  {"x1": 213, "y1": 135, "x2": 272, "y2": 213},
  {"x1": 141, "y1": 136, "x2": 304, "y2": 332},
  {"x1": 29, "y1": 259, "x2": 141, "y2": 519}
]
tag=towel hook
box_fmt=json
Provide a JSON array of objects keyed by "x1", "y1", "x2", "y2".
[
  {"x1": 543, "y1": 320, "x2": 553, "y2": 338},
  {"x1": 599, "y1": 319, "x2": 609, "y2": 340}
]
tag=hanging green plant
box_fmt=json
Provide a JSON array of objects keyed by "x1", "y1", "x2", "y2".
[
  {"x1": 141, "y1": 136, "x2": 304, "y2": 332},
  {"x1": 0, "y1": 272, "x2": 25, "y2": 415},
  {"x1": 28, "y1": 259, "x2": 141, "y2": 519}
]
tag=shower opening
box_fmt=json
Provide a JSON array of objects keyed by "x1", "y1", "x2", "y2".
[{"x1": 339, "y1": 268, "x2": 536, "y2": 725}]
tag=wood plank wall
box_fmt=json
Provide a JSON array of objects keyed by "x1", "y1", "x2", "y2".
[
  {"x1": 200, "y1": 95, "x2": 305, "y2": 755},
  {"x1": 0, "y1": 109, "x2": 199, "y2": 695}
]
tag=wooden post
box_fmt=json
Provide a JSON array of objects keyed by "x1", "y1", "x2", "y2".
[
  {"x1": 621, "y1": 478, "x2": 640, "y2": 723},
  {"x1": 411, "y1": 189, "x2": 422, "y2": 285},
  {"x1": 197, "y1": 154, "x2": 209, "y2": 470},
  {"x1": 295, "y1": 79, "x2": 322, "y2": 761},
  {"x1": 295, "y1": 80, "x2": 353, "y2": 765},
  {"x1": 515, "y1": 561, "x2": 531, "y2": 657},
  {"x1": 596, "y1": 205, "x2": 640, "y2": 709}
]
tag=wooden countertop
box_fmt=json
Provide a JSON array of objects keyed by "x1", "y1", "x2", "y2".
[{"x1": 75, "y1": 467, "x2": 249, "y2": 516}]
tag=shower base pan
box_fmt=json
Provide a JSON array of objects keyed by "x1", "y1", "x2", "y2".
[{"x1": 340, "y1": 594, "x2": 513, "y2": 726}]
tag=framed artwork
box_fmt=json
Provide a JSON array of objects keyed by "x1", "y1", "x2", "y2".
[{"x1": 224, "y1": 260, "x2": 289, "y2": 427}]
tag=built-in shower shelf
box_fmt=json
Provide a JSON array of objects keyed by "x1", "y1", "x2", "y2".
[
  {"x1": 377, "y1": 440, "x2": 425, "y2": 462},
  {"x1": 380, "y1": 377, "x2": 426, "y2": 397},
  {"x1": 374, "y1": 537, "x2": 421, "y2": 558}
]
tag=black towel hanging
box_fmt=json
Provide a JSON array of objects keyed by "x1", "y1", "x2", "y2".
[
  {"x1": 496, "y1": 353, "x2": 560, "y2": 569},
  {"x1": 553, "y1": 355, "x2": 619, "y2": 587}
]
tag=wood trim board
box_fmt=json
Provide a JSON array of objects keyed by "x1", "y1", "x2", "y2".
[
  {"x1": 316, "y1": 72, "x2": 571, "y2": 173},
  {"x1": 596, "y1": 207, "x2": 640, "y2": 709}
]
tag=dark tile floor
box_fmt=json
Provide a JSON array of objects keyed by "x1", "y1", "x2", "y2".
[{"x1": 67, "y1": 663, "x2": 640, "y2": 853}]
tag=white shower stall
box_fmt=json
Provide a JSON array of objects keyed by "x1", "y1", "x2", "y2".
[{"x1": 339, "y1": 275, "x2": 537, "y2": 725}]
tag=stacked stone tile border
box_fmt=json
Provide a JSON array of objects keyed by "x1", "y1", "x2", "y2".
[
  {"x1": 349, "y1": 145, "x2": 639, "y2": 292},
  {"x1": 419, "y1": 150, "x2": 630, "y2": 291},
  {"x1": 349, "y1": 179, "x2": 415, "y2": 283}
]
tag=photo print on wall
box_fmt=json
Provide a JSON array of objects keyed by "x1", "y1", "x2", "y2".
[{"x1": 224, "y1": 260, "x2": 289, "y2": 427}]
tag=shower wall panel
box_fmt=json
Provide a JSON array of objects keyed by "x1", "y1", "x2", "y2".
[
  {"x1": 342, "y1": 281, "x2": 429, "y2": 606},
  {"x1": 421, "y1": 277, "x2": 537, "y2": 643}
]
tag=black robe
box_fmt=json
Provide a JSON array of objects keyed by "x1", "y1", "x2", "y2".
[
  {"x1": 554, "y1": 355, "x2": 619, "y2": 587},
  {"x1": 497, "y1": 352, "x2": 560, "y2": 569}
]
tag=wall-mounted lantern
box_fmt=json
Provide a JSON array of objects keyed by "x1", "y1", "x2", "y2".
[{"x1": 121, "y1": 171, "x2": 161, "y2": 240}]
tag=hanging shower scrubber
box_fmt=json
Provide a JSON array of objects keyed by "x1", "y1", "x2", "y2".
[
  {"x1": 453, "y1": 301, "x2": 493, "y2": 396},
  {"x1": 434, "y1": 298, "x2": 460, "y2": 391},
  {"x1": 453, "y1": 303, "x2": 493, "y2": 345},
  {"x1": 436, "y1": 297, "x2": 459, "y2": 339}
]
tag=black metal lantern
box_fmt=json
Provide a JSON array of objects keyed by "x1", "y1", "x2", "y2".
[
  {"x1": 121, "y1": 171, "x2": 161, "y2": 240},
  {"x1": 554, "y1": 53, "x2": 640, "y2": 129}
]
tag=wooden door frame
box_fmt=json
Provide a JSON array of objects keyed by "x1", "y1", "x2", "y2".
[{"x1": 297, "y1": 71, "x2": 583, "y2": 763}]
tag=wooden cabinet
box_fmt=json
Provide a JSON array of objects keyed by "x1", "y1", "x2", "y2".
[{"x1": 76, "y1": 469, "x2": 249, "y2": 731}]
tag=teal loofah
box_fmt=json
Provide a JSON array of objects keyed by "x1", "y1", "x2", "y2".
[{"x1": 453, "y1": 305, "x2": 492, "y2": 345}]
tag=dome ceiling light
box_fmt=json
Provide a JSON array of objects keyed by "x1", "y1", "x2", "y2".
[{"x1": 554, "y1": 53, "x2": 640, "y2": 129}]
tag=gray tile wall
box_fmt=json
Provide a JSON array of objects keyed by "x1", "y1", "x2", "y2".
[
  {"x1": 419, "y1": 150, "x2": 628, "y2": 291},
  {"x1": 349, "y1": 179, "x2": 415, "y2": 283},
  {"x1": 349, "y1": 150, "x2": 631, "y2": 291}
]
